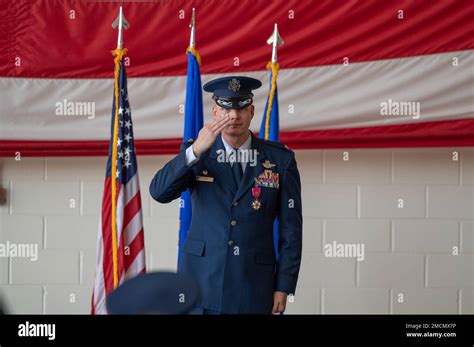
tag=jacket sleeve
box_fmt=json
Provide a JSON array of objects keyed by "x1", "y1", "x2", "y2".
[
  {"x1": 275, "y1": 151, "x2": 303, "y2": 294},
  {"x1": 149, "y1": 142, "x2": 196, "y2": 203}
]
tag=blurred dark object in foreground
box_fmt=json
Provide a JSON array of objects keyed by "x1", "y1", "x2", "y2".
[{"x1": 106, "y1": 271, "x2": 199, "y2": 314}]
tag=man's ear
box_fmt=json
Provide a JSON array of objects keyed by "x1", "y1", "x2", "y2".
[
  {"x1": 211, "y1": 105, "x2": 219, "y2": 120},
  {"x1": 250, "y1": 105, "x2": 255, "y2": 119}
]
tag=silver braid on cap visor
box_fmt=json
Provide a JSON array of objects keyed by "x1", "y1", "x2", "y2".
[{"x1": 213, "y1": 96, "x2": 253, "y2": 109}]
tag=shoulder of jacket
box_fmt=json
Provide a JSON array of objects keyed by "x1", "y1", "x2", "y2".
[{"x1": 256, "y1": 137, "x2": 292, "y2": 153}]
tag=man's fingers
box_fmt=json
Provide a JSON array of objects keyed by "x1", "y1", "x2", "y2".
[
  {"x1": 193, "y1": 115, "x2": 230, "y2": 157},
  {"x1": 272, "y1": 301, "x2": 279, "y2": 314},
  {"x1": 214, "y1": 120, "x2": 228, "y2": 134},
  {"x1": 271, "y1": 298, "x2": 286, "y2": 314},
  {"x1": 211, "y1": 125, "x2": 226, "y2": 137},
  {"x1": 213, "y1": 114, "x2": 230, "y2": 127},
  {"x1": 209, "y1": 116, "x2": 229, "y2": 133},
  {"x1": 272, "y1": 295, "x2": 282, "y2": 314}
]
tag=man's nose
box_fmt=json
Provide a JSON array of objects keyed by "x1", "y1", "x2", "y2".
[{"x1": 228, "y1": 109, "x2": 241, "y2": 119}]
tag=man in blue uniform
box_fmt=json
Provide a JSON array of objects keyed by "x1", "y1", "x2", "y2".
[{"x1": 150, "y1": 76, "x2": 302, "y2": 314}]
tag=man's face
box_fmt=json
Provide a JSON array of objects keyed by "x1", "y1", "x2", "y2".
[{"x1": 212, "y1": 104, "x2": 254, "y2": 137}]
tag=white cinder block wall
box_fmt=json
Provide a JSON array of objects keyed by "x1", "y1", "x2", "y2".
[{"x1": 0, "y1": 148, "x2": 472, "y2": 314}]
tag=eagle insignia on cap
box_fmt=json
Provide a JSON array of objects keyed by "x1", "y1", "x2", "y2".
[{"x1": 228, "y1": 78, "x2": 241, "y2": 92}]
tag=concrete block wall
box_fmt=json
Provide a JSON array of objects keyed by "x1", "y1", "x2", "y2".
[{"x1": 0, "y1": 147, "x2": 472, "y2": 314}]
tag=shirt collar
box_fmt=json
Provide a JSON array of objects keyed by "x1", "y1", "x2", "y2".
[{"x1": 221, "y1": 132, "x2": 252, "y2": 153}]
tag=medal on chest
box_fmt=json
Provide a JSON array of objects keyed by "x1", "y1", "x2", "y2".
[
  {"x1": 251, "y1": 187, "x2": 262, "y2": 210},
  {"x1": 254, "y1": 169, "x2": 279, "y2": 189}
]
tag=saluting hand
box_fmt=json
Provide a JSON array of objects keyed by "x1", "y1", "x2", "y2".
[{"x1": 192, "y1": 114, "x2": 229, "y2": 158}]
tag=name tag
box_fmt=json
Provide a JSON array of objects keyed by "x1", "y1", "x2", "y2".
[{"x1": 196, "y1": 175, "x2": 214, "y2": 183}]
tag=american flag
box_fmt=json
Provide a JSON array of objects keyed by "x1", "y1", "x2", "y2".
[
  {"x1": 1, "y1": 1, "x2": 473, "y2": 154},
  {"x1": 91, "y1": 54, "x2": 146, "y2": 314}
]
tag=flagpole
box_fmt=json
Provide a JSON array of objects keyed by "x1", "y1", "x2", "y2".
[
  {"x1": 110, "y1": 6, "x2": 128, "y2": 289},
  {"x1": 186, "y1": 8, "x2": 201, "y2": 65},
  {"x1": 178, "y1": 7, "x2": 203, "y2": 265},
  {"x1": 267, "y1": 23, "x2": 283, "y2": 64},
  {"x1": 263, "y1": 23, "x2": 283, "y2": 140},
  {"x1": 189, "y1": 7, "x2": 195, "y2": 49},
  {"x1": 261, "y1": 24, "x2": 284, "y2": 279}
]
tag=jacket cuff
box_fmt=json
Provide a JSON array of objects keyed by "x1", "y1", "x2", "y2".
[
  {"x1": 184, "y1": 145, "x2": 199, "y2": 167},
  {"x1": 175, "y1": 150, "x2": 194, "y2": 176},
  {"x1": 275, "y1": 273, "x2": 298, "y2": 294}
]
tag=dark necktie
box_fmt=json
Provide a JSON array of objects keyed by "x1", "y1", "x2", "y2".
[{"x1": 231, "y1": 160, "x2": 243, "y2": 188}]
